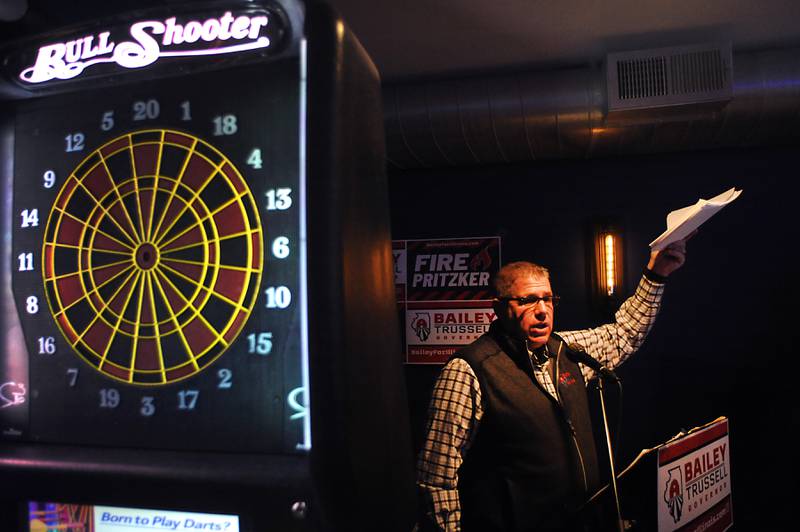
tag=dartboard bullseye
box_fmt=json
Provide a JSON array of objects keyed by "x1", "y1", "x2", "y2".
[{"x1": 42, "y1": 129, "x2": 264, "y2": 385}]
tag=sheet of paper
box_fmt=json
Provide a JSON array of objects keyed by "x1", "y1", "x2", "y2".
[{"x1": 649, "y1": 187, "x2": 742, "y2": 250}]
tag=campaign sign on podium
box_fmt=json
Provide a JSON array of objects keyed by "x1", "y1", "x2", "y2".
[{"x1": 657, "y1": 418, "x2": 732, "y2": 532}]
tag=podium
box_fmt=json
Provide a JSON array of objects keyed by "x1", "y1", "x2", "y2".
[{"x1": 589, "y1": 417, "x2": 733, "y2": 532}]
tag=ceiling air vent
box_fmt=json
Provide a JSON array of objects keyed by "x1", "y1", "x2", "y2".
[{"x1": 607, "y1": 43, "x2": 732, "y2": 116}]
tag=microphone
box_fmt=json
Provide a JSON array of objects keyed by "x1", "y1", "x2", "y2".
[{"x1": 567, "y1": 343, "x2": 620, "y2": 382}]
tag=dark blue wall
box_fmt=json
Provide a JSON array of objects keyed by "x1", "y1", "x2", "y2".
[{"x1": 390, "y1": 145, "x2": 799, "y2": 530}]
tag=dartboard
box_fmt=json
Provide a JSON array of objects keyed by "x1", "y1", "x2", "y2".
[{"x1": 42, "y1": 129, "x2": 263, "y2": 385}]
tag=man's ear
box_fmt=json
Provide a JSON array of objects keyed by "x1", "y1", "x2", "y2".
[{"x1": 491, "y1": 298, "x2": 504, "y2": 318}]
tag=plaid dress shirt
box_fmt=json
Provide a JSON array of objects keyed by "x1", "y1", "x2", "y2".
[{"x1": 416, "y1": 274, "x2": 665, "y2": 531}]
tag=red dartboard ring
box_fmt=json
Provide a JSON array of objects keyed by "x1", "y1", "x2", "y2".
[{"x1": 42, "y1": 129, "x2": 263, "y2": 385}]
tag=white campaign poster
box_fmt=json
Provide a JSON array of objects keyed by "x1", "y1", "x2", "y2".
[
  {"x1": 405, "y1": 301, "x2": 496, "y2": 364},
  {"x1": 657, "y1": 419, "x2": 732, "y2": 532}
]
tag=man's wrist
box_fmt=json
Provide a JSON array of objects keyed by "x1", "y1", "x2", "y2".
[{"x1": 643, "y1": 267, "x2": 668, "y2": 284}]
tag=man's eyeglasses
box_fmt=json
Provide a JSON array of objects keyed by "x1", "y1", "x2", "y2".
[{"x1": 497, "y1": 295, "x2": 561, "y2": 308}]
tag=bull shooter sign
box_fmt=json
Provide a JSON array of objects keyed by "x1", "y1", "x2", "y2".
[{"x1": 393, "y1": 237, "x2": 501, "y2": 364}]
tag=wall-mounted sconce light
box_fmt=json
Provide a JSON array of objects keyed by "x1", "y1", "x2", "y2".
[
  {"x1": 598, "y1": 231, "x2": 621, "y2": 297},
  {"x1": 588, "y1": 221, "x2": 625, "y2": 314}
]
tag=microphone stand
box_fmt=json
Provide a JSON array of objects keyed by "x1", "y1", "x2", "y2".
[{"x1": 597, "y1": 376, "x2": 624, "y2": 532}]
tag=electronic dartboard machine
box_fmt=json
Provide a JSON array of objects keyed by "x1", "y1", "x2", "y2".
[{"x1": 0, "y1": 1, "x2": 415, "y2": 530}]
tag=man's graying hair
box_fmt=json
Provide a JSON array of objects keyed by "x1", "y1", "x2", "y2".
[{"x1": 492, "y1": 261, "x2": 550, "y2": 298}]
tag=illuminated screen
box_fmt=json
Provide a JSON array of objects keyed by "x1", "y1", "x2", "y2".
[
  {"x1": 1, "y1": 54, "x2": 310, "y2": 453},
  {"x1": 27, "y1": 501, "x2": 240, "y2": 532}
]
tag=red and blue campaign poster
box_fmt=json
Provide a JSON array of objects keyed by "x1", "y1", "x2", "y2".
[
  {"x1": 394, "y1": 237, "x2": 501, "y2": 364},
  {"x1": 657, "y1": 418, "x2": 733, "y2": 532}
]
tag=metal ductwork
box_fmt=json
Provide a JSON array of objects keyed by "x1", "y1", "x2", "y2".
[{"x1": 383, "y1": 46, "x2": 800, "y2": 169}]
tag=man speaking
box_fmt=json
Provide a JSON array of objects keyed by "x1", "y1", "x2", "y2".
[{"x1": 416, "y1": 237, "x2": 690, "y2": 531}]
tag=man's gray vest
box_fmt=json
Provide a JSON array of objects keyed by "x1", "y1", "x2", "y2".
[{"x1": 454, "y1": 321, "x2": 601, "y2": 531}]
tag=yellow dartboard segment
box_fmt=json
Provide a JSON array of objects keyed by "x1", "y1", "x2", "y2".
[{"x1": 42, "y1": 129, "x2": 264, "y2": 385}]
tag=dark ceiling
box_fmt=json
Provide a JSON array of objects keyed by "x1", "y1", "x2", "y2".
[
  {"x1": 328, "y1": 0, "x2": 800, "y2": 81},
  {"x1": 2, "y1": 0, "x2": 800, "y2": 83}
]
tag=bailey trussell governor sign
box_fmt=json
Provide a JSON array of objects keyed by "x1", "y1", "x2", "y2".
[{"x1": 658, "y1": 418, "x2": 733, "y2": 532}]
